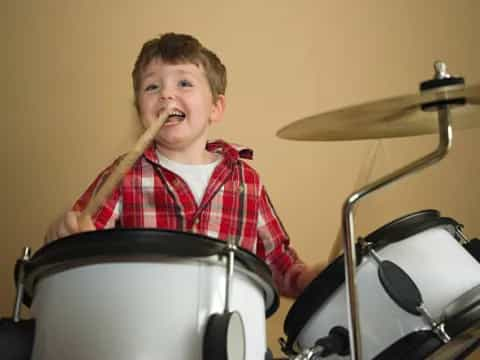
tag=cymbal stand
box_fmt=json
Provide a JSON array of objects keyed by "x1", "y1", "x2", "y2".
[{"x1": 342, "y1": 64, "x2": 462, "y2": 359}]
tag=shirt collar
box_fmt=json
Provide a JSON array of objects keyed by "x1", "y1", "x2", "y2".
[{"x1": 143, "y1": 139, "x2": 253, "y2": 166}]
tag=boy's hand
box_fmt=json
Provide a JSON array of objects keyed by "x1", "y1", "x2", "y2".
[
  {"x1": 297, "y1": 262, "x2": 326, "y2": 292},
  {"x1": 44, "y1": 211, "x2": 95, "y2": 243}
]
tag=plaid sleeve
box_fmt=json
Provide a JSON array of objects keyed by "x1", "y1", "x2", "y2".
[
  {"x1": 257, "y1": 186, "x2": 307, "y2": 298},
  {"x1": 72, "y1": 158, "x2": 123, "y2": 229}
]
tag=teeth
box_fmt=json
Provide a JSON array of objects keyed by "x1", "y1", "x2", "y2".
[{"x1": 168, "y1": 110, "x2": 185, "y2": 117}]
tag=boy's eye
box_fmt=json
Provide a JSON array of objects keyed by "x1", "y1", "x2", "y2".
[
  {"x1": 145, "y1": 84, "x2": 159, "y2": 91},
  {"x1": 178, "y1": 79, "x2": 193, "y2": 87}
]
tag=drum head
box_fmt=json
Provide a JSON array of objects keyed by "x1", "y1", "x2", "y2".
[{"x1": 21, "y1": 229, "x2": 279, "y2": 317}]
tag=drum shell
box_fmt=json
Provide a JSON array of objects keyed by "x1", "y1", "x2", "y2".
[
  {"x1": 30, "y1": 256, "x2": 269, "y2": 360},
  {"x1": 295, "y1": 226, "x2": 480, "y2": 359}
]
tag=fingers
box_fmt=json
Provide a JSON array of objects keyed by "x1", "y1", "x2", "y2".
[
  {"x1": 44, "y1": 211, "x2": 95, "y2": 243},
  {"x1": 78, "y1": 213, "x2": 95, "y2": 232},
  {"x1": 45, "y1": 215, "x2": 64, "y2": 243}
]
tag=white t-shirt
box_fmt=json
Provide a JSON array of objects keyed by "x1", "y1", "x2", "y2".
[{"x1": 156, "y1": 151, "x2": 222, "y2": 205}]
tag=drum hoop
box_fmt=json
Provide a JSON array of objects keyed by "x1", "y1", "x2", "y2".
[
  {"x1": 283, "y1": 210, "x2": 461, "y2": 352},
  {"x1": 372, "y1": 330, "x2": 443, "y2": 360},
  {"x1": 20, "y1": 229, "x2": 279, "y2": 317},
  {"x1": 373, "y1": 307, "x2": 480, "y2": 360},
  {"x1": 444, "y1": 285, "x2": 480, "y2": 338},
  {"x1": 362, "y1": 209, "x2": 459, "y2": 251}
]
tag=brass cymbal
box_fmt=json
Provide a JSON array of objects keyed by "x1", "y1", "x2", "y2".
[{"x1": 277, "y1": 83, "x2": 480, "y2": 141}]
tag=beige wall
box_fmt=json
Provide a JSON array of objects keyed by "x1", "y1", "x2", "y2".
[{"x1": 3, "y1": 0, "x2": 479, "y2": 358}]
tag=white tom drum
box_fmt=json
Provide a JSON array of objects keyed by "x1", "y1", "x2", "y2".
[
  {"x1": 283, "y1": 210, "x2": 480, "y2": 359},
  {"x1": 22, "y1": 229, "x2": 278, "y2": 360}
]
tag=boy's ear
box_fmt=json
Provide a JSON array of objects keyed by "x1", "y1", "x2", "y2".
[{"x1": 210, "y1": 95, "x2": 226, "y2": 124}]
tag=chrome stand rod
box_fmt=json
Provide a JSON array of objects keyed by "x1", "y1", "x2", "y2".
[
  {"x1": 342, "y1": 106, "x2": 453, "y2": 360},
  {"x1": 224, "y1": 240, "x2": 236, "y2": 313}
]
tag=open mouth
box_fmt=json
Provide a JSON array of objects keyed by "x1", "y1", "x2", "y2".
[{"x1": 165, "y1": 110, "x2": 186, "y2": 124}]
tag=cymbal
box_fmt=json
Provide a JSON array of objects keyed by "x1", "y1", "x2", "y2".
[{"x1": 277, "y1": 83, "x2": 480, "y2": 141}]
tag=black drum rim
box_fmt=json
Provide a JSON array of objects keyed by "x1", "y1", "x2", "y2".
[{"x1": 20, "y1": 228, "x2": 279, "y2": 317}]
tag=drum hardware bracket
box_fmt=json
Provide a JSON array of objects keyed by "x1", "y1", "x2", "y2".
[
  {"x1": 278, "y1": 337, "x2": 315, "y2": 358},
  {"x1": 369, "y1": 247, "x2": 454, "y2": 345},
  {"x1": 366, "y1": 247, "x2": 382, "y2": 265},
  {"x1": 12, "y1": 247, "x2": 31, "y2": 322},
  {"x1": 279, "y1": 337, "x2": 294, "y2": 356},
  {"x1": 357, "y1": 237, "x2": 371, "y2": 258},
  {"x1": 420, "y1": 61, "x2": 466, "y2": 112},
  {"x1": 420, "y1": 97, "x2": 466, "y2": 112},
  {"x1": 203, "y1": 240, "x2": 247, "y2": 360},
  {"x1": 280, "y1": 327, "x2": 350, "y2": 359},
  {"x1": 455, "y1": 225, "x2": 470, "y2": 246},
  {"x1": 290, "y1": 344, "x2": 324, "y2": 360},
  {"x1": 284, "y1": 342, "x2": 330, "y2": 360},
  {"x1": 369, "y1": 248, "x2": 427, "y2": 316},
  {"x1": 417, "y1": 304, "x2": 451, "y2": 344}
]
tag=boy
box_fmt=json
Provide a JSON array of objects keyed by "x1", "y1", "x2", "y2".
[{"x1": 45, "y1": 33, "x2": 323, "y2": 298}]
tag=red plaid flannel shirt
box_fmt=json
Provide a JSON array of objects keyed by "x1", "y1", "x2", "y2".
[{"x1": 73, "y1": 140, "x2": 306, "y2": 297}]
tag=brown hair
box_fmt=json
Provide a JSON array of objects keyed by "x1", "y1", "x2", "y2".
[{"x1": 132, "y1": 33, "x2": 227, "y2": 107}]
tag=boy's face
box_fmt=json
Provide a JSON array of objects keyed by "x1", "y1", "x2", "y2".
[{"x1": 137, "y1": 58, "x2": 225, "y2": 155}]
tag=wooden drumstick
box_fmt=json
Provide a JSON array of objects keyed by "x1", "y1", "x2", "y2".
[
  {"x1": 78, "y1": 112, "x2": 171, "y2": 229},
  {"x1": 327, "y1": 141, "x2": 381, "y2": 263}
]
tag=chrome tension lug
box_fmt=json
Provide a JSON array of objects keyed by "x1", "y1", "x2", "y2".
[
  {"x1": 433, "y1": 322, "x2": 451, "y2": 344},
  {"x1": 417, "y1": 303, "x2": 451, "y2": 344}
]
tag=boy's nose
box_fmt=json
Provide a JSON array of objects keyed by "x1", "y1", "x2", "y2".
[{"x1": 159, "y1": 87, "x2": 175, "y2": 99}]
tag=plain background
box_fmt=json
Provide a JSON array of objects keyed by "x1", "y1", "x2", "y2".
[{"x1": 3, "y1": 0, "x2": 479, "y2": 357}]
